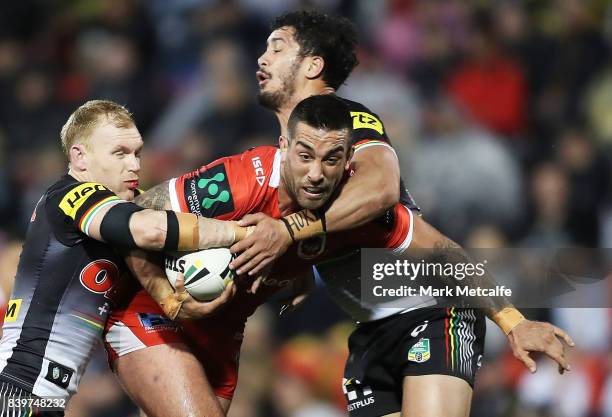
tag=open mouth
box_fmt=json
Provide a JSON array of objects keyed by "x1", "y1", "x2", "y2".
[
  {"x1": 302, "y1": 186, "x2": 326, "y2": 199},
  {"x1": 256, "y1": 70, "x2": 270, "y2": 87},
  {"x1": 125, "y1": 180, "x2": 139, "y2": 190}
]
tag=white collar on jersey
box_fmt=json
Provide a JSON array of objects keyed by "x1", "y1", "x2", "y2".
[{"x1": 270, "y1": 149, "x2": 281, "y2": 188}]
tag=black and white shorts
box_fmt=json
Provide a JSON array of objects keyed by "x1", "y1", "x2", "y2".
[{"x1": 343, "y1": 307, "x2": 486, "y2": 417}]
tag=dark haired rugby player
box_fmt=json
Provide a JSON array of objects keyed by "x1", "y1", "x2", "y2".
[
  {"x1": 101, "y1": 11, "x2": 573, "y2": 417},
  {"x1": 229, "y1": 11, "x2": 575, "y2": 417}
]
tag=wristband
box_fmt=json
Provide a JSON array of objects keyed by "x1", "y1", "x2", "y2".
[
  {"x1": 99, "y1": 203, "x2": 145, "y2": 249},
  {"x1": 164, "y1": 211, "x2": 179, "y2": 251},
  {"x1": 492, "y1": 307, "x2": 525, "y2": 335},
  {"x1": 233, "y1": 223, "x2": 250, "y2": 242},
  {"x1": 159, "y1": 290, "x2": 189, "y2": 320},
  {"x1": 164, "y1": 211, "x2": 200, "y2": 251},
  {"x1": 280, "y1": 209, "x2": 326, "y2": 242}
]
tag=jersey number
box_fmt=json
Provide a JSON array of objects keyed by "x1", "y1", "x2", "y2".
[{"x1": 79, "y1": 260, "x2": 118, "y2": 294}]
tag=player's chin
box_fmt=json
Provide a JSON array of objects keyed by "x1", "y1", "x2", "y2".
[
  {"x1": 297, "y1": 191, "x2": 329, "y2": 210},
  {"x1": 119, "y1": 189, "x2": 135, "y2": 201}
]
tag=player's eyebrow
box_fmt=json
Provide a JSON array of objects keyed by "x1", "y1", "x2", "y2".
[
  {"x1": 325, "y1": 146, "x2": 346, "y2": 158},
  {"x1": 268, "y1": 37, "x2": 287, "y2": 46},
  {"x1": 295, "y1": 140, "x2": 314, "y2": 152}
]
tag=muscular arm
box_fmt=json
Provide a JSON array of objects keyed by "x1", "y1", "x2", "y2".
[
  {"x1": 133, "y1": 180, "x2": 245, "y2": 248},
  {"x1": 326, "y1": 146, "x2": 400, "y2": 232},
  {"x1": 411, "y1": 214, "x2": 574, "y2": 373},
  {"x1": 84, "y1": 204, "x2": 169, "y2": 250},
  {"x1": 410, "y1": 215, "x2": 513, "y2": 320},
  {"x1": 84, "y1": 180, "x2": 242, "y2": 250}
]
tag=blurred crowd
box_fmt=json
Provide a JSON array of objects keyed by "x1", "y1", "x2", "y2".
[{"x1": 0, "y1": 0, "x2": 611, "y2": 416}]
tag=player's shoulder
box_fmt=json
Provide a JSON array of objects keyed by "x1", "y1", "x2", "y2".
[
  {"x1": 337, "y1": 96, "x2": 377, "y2": 115},
  {"x1": 47, "y1": 175, "x2": 104, "y2": 201},
  {"x1": 236, "y1": 145, "x2": 281, "y2": 188},
  {"x1": 47, "y1": 175, "x2": 112, "y2": 203},
  {"x1": 336, "y1": 95, "x2": 388, "y2": 144},
  {"x1": 238, "y1": 145, "x2": 279, "y2": 163},
  {"x1": 46, "y1": 175, "x2": 117, "y2": 220}
]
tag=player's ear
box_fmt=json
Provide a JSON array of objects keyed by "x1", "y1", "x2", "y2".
[
  {"x1": 69, "y1": 143, "x2": 88, "y2": 171},
  {"x1": 345, "y1": 146, "x2": 354, "y2": 170},
  {"x1": 304, "y1": 55, "x2": 324, "y2": 80},
  {"x1": 279, "y1": 135, "x2": 289, "y2": 152}
]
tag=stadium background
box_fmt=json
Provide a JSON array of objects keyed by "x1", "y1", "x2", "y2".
[{"x1": 0, "y1": 0, "x2": 610, "y2": 416}]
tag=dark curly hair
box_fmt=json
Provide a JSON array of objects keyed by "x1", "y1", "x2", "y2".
[{"x1": 272, "y1": 11, "x2": 358, "y2": 90}]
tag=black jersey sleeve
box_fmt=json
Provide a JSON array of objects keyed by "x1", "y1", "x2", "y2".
[
  {"x1": 45, "y1": 181, "x2": 122, "y2": 245},
  {"x1": 340, "y1": 98, "x2": 395, "y2": 153},
  {"x1": 340, "y1": 97, "x2": 420, "y2": 212}
]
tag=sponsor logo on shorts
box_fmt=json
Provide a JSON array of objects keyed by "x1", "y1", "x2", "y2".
[
  {"x1": 186, "y1": 164, "x2": 234, "y2": 217},
  {"x1": 343, "y1": 378, "x2": 375, "y2": 411},
  {"x1": 4, "y1": 299, "x2": 22, "y2": 322},
  {"x1": 59, "y1": 183, "x2": 109, "y2": 219},
  {"x1": 410, "y1": 320, "x2": 429, "y2": 337},
  {"x1": 45, "y1": 361, "x2": 73, "y2": 389},
  {"x1": 350, "y1": 111, "x2": 384, "y2": 135},
  {"x1": 137, "y1": 313, "x2": 179, "y2": 332},
  {"x1": 407, "y1": 338, "x2": 431, "y2": 363}
]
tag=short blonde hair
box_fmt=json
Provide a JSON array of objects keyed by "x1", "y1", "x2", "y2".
[{"x1": 60, "y1": 100, "x2": 135, "y2": 157}]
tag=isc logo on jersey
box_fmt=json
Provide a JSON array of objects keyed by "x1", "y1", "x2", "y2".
[
  {"x1": 252, "y1": 157, "x2": 266, "y2": 186},
  {"x1": 59, "y1": 183, "x2": 109, "y2": 219}
]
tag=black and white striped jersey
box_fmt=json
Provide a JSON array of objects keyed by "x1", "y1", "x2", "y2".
[{"x1": 0, "y1": 175, "x2": 127, "y2": 399}]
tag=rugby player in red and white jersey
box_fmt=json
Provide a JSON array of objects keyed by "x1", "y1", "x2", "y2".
[
  {"x1": 105, "y1": 95, "x2": 362, "y2": 417},
  {"x1": 225, "y1": 10, "x2": 575, "y2": 417},
  {"x1": 107, "y1": 11, "x2": 574, "y2": 417}
]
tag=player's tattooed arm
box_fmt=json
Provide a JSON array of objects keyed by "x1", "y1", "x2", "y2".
[
  {"x1": 134, "y1": 181, "x2": 172, "y2": 210},
  {"x1": 430, "y1": 238, "x2": 513, "y2": 317},
  {"x1": 134, "y1": 179, "x2": 249, "y2": 248},
  {"x1": 412, "y1": 215, "x2": 574, "y2": 374},
  {"x1": 411, "y1": 215, "x2": 514, "y2": 318}
]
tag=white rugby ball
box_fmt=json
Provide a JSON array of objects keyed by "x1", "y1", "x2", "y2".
[{"x1": 165, "y1": 248, "x2": 235, "y2": 301}]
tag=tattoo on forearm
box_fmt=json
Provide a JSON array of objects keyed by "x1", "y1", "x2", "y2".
[
  {"x1": 134, "y1": 181, "x2": 171, "y2": 210},
  {"x1": 432, "y1": 238, "x2": 512, "y2": 315}
]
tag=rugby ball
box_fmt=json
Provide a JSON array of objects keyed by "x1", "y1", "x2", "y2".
[{"x1": 165, "y1": 248, "x2": 235, "y2": 301}]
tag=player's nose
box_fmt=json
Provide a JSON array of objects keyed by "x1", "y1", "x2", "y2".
[
  {"x1": 307, "y1": 162, "x2": 324, "y2": 184},
  {"x1": 257, "y1": 51, "x2": 268, "y2": 68},
  {"x1": 127, "y1": 154, "x2": 140, "y2": 172}
]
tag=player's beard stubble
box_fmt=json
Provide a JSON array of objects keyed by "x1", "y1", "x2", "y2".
[{"x1": 257, "y1": 59, "x2": 302, "y2": 111}]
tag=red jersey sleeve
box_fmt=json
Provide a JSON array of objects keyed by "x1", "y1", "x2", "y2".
[{"x1": 167, "y1": 146, "x2": 281, "y2": 220}]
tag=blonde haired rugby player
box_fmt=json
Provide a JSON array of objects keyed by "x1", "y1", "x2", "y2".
[{"x1": 0, "y1": 100, "x2": 243, "y2": 417}]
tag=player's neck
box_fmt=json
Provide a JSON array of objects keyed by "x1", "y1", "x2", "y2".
[
  {"x1": 67, "y1": 168, "x2": 91, "y2": 183},
  {"x1": 276, "y1": 174, "x2": 300, "y2": 216},
  {"x1": 276, "y1": 85, "x2": 336, "y2": 136}
]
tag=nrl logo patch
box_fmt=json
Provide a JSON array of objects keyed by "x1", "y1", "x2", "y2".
[{"x1": 407, "y1": 338, "x2": 431, "y2": 363}]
